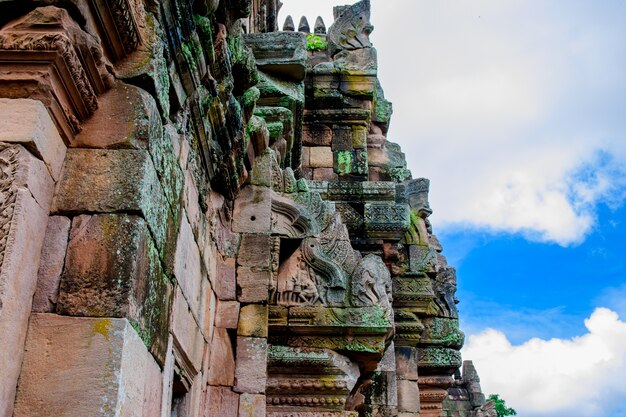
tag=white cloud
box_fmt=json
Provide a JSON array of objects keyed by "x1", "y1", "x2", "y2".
[
  {"x1": 281, "y1": 0, "x2": 626, "y2": 246},
  {"x1": 463, "y1": 308, "x2": 626, "y2": 417}
]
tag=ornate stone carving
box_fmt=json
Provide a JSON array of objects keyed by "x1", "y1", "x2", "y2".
[
  {"x1": 89, "y1": 0, "x2": 140, "y2": 60},
  {"x1": 364, "y1": 203, "x2": 410, "y2": 239},
  {"x1": 433, "y1": 266, "x2": 459, "y2": 318},
  {"x1": 0, "y1": 145, "x2": 18, "y2": 270},
  {"x1": 327, "y1": 0, "x2": 374, "y2": 57},
  {"x1": 275, "y1": 248, "x2": 320, "y2": 306},
  {"x1": 0, "y1": 6, "x2": 114, "y2": 141},
  {"x1": 267, "y1": 345, "x2": 359, "y2": 414},
  {"x1": 350, "y1": 254, "x2": 391, "y2": 308}
]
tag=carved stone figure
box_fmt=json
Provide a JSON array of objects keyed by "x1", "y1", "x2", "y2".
[
  {"x1": 435, "y1": 266, "x2": 459, "y2": 318},
  {"x1": 351, "y1": 254, "x2": 392, "y2": 309},
  {"x1": 275, "y1": 248, "x2": 320, "y2": 306}
]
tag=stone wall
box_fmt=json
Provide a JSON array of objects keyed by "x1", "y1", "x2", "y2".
[
  {"x1": 0, "y1": 1, "x2": 470, "y2": 416},
  {"x1": 443, "y1": 361, "x2": 496, "y2": 417}
]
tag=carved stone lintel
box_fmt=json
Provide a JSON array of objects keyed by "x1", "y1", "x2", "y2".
[{"x1": 267, "y1": 345, "x2": 359, "y2": 414}]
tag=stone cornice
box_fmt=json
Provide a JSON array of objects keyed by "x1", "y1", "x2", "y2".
[{"x1": 0, "y1": 6, "x2": 115, "y2": 142}]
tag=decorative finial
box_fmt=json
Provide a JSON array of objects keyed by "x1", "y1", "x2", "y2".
[
  {"x1": 314, "y1": 16, "x2": 326, "y2": 34},
  {"x1": 298, "y1": 16, "x2": 310, "y2": 33},
  {"x1": 282, "y1": 15, "x2": 294, "y2": 31}
]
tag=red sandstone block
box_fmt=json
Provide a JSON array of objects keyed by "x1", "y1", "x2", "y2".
[
  {"x1": 57, "y1": 214, "x2": 171, "y2": 365},
  {"x1": 32, "y1": 216, "x2": 71, "y2": 313},
  {"x1": 205, "y1": 386, "x2": 239, "y2": 417},
  {"x1": 237, "y1": 234, "x2": 271, "y2": 269},
  {"x1": 215, "y1": 257, "x2": 237, "y2": 301},
  {"x1": 174, "y1": 212, "x2": 203, "y2": 323},
  {"x1": 0, "y1": 98, "x2": 66, "y2": 180},
  {"x1": 237, "y1": 304, "x2": 268, "y2": 338},
  {"x1": 232, "y1": 186, "x2": 272, "y2": 234},
  {"x1": 171, "y1": 286, "x2": 205, "y2": 374},
  {"x1": 302, "y1": 124, "x2": 332, "y2": 146},
  {"x1": 72, "y1": 82, "x2": 159, "y2": 150},
  {"x1": 238, "y1": 393, "x2": 266, "y2": 417},
  {"x1": 236, "y1": 267, "x2": 270, "y2": 303},
  {"x1": 14, "y1": 314, "x2": 162, "y2": 417},
  {"x1": 234, "y1": 337, "x2": 268, "y2": 394},
  {"x1": 397, "y1": 380, "x2": 420, "y2": 413},
  {"x1": 208, "y1": 328, "x2": 236, "y2": 386},
  {"x1": 312, "y1": 167, "x2": 337, "y2": 181},
  {"x1": 216, "y1": 300, "x2": 240, "y2": 329}
]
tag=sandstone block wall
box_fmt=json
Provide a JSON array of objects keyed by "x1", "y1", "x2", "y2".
[{"x1": 0, "y1": 1, "x2": 477, "y2": 416}]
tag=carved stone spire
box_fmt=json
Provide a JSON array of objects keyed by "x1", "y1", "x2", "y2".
[
  {"x1": 298, "y1": 16, "x2": 310, "y2": 33},
  {"x1": 282, "y1": 15, "x2": 294, "y2": 31},
  {"x1": 314, "y1": 16, "x2": 326, "y2": 34}
]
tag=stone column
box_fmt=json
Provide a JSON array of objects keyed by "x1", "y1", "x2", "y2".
[{"x1": 0, "y1": 99, "x2": 65, "y2": 417}]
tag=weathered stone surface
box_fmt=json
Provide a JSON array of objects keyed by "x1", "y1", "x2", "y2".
[
  {"x1": 171, "y1": 286, "x2": 205, "y2": 374},
  {"x1": 237, "y1": 266, "x2": 271, "y2": 303},
  {"x1": 216, "y1": 300, "x2": 240, "y2": 329},
  {"x1": 313, "y1": 167, "x2": 337, "y2": 181},
  {"x1": 174, "y1": 211, "x2": 204, "y2": 322},
  {"x1": 57, "y1": 214, "x2": 171, "y2": 364},
  {"x1": 216, "y1": 256, "x2": 238, "y2": 301},
  {"x1": 10, "y1": 143, "x2": 55, "y2": 211},
  {"x1": 237, "y1": 234, "x2": 272, "y2": 268},
  {"x1": 0, "y1": 11, "x2": 112, "y2": 140},
  {"x1": 52, "y1": 149, "x2": 169, "y2": 251},
  {"x1": 238, "y1": 304, "x2": 269, "y2": 337},
  {"x1": 0, "y1": 188, "x2": 48, "y2": 417},
  {"x1": 160, "y1": 336, "x2": 176, "y2": 417},
  {"x1": 209, "y1": 327, "x2": 236, "y2": 386},
  {"x1": 309, "y1": 146, "x2": 334, "y2": 168},
  {"x1": 115, "y1": 12, "x2": 170, "y2": 116},
  {"x1": 397, "y1": 380, "x2": 420, "y2": 413},
  {"x1": 73, "y1": 82, "x2": 161, "y2": 149},
  {"x1": 395, "y1": 347, "x2": 419, "y2": 380},
  {"x1": 14, "y1": 314, "x2": 161, "y2": 417},
  {"x1": 234, "y1": 337, "x2": 268, "y2": 394},
  {"x1": 205, "y1": 282, "x2": 217, "y2": 340},
  {"x1": 206, "y1": 386, "x2": 240, "y2": 417},
  {"x1": 239, "y1": 393, "x2": 266, "y2": 417},
  {"x1": 244, "y1": 32, "x2": 307, "y2": 82},
  {"x1": 303, "y1": 124, "x2": 333, "y2": 146},
  {"x1": 0, "y1": 99, "x2": 66, "y2": 180},
  {"x1": 32, "y1": 216, "x2": 71, "y2": 313},
  {"x1": 232, "y1": 186, "x2": 272, "y2": 234}
]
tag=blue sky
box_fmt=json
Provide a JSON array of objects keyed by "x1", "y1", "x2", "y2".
[{"x1": 280, "y1": 1, "x2": 626, "y2": 415}]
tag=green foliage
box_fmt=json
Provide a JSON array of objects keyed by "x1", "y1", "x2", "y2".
[
  {"x1": 306, "y1": 33, "x2": 328, "y2": 51},
  {"x1": 488, "y1": 394, "x2": 517, "y2": 417}
]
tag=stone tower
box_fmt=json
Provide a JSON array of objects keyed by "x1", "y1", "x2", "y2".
[{"x1": 0, "y1": 1, "x2": 487, "y2": 416}]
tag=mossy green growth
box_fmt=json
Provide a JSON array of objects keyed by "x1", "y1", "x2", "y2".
[
  {"x1": 181, "y1": 42, "x2": 198, "y2": 72},
  {"x1": 194, "y1": 14, "x2": 215, "y2": 63},
  {"x1": 266, "y1": 121, "x2": 284, "y2": 140},
  {"x1": 306, "y1": 33, "x2": 328, "y2": 51},
  {"x1": 384, "y1": 167, "x2": 411, "y2": 183},
  {"x1": 336, "y1": 150, "x2": 353, "y2": 174},
  {"x1": 241, "y1": 86, "x2": 260, "y2": 109}
]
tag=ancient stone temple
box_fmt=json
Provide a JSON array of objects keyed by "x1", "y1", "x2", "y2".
[{"x1": 0, "y1": 0, "x2": 491, "y2": 416}]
